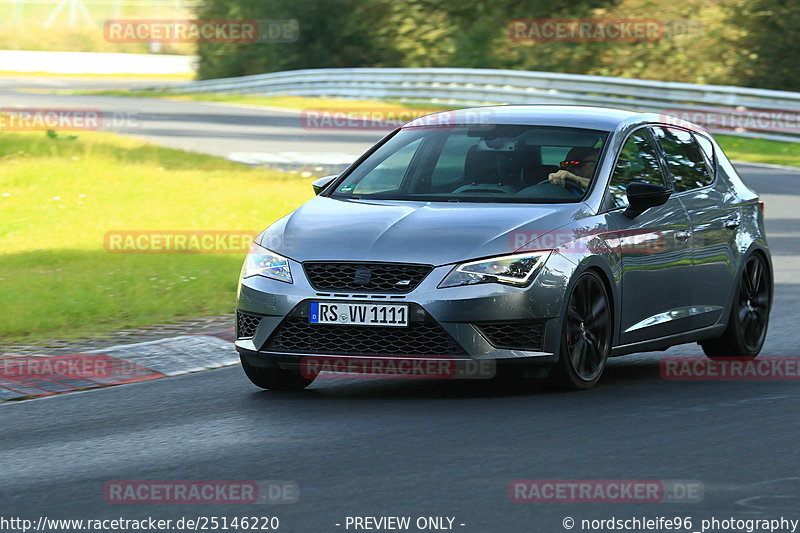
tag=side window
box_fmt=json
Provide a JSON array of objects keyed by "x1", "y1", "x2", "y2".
[
  {"x1": 607, "y1": 131, "x2": 667, "y2": 208},
  {"x1": 429, "y1": 133, "x2": 478, "y2": 187},
  {"x1": 652, "y1": 127, "x2": 714, "y2": 192},
  {"x1": 693, "y1": 133, "x2": 716, "y2": 176},
  {"x1": 345, "y1": 138, "x2": 422, "y2": 195},
  {"x1": 541, "y1": 146, "x2": 571, "y2": 166}
]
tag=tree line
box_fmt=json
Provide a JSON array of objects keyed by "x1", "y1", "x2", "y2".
[{"x1": 195, "y1": 0, "x2": 799, "y2": 91}]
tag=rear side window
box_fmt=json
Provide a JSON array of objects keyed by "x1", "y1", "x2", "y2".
[
  {"x1": 693, "y1": 133, "x2": 716, "y2": 174},
  {"x1": 607, "y1": 130, "x2": 667, "y2": 208},
  {"x1": 652, "y1": 127, "x2": 714, "y2": 192}
]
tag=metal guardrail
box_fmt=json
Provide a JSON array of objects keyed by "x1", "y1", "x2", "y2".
[{"x1": 154, "y1": 67, "x2": 800, "y2": 142}]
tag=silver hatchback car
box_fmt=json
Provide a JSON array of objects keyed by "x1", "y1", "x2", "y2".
[{"x1": 235, "y1": 106, "x2": 772, "y2": 390}]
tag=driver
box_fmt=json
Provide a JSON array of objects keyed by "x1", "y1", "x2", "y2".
[{"x1": 547, "y1": 147, "x2": 599, "y2": 193}]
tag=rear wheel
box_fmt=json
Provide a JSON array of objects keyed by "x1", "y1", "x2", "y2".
[
  {"x1": 240, "y1": 356, "x2": 317, "y2": 391},
  {"x1": 549, "y1": 271, "x2": 612, "y2": 390},
  {"x1": 701, "y1": 253, "x2": 771, "y2": 359}
]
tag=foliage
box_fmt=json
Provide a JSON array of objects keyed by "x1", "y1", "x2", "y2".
[
  {"x1": 196, "y1": 0, "x2": 403, "y2": 79},
  {"x1": 194, "y1": 0, "x2": 799, "y2": 90},
  {"x1": 728, "y1": 0, "x2": 800, "y2": 91}
]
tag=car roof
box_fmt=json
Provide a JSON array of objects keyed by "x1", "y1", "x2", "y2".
[{"x1": 404, "y1": 105, "x2": 702, "y2": 133}]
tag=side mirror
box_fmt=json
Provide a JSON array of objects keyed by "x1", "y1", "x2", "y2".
[
  {"x1": 623, "y1": 181, "x2": 672, "y2": 219},
  {"x1": 312, "y1": 175, "x2": 338, "y2": 195}
]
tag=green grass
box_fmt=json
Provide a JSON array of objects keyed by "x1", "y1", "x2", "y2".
[
  {"x1": 715, "y1": 134, "x2": 800, "y2": 167},
  {"x1": 0, "y1": 131, "x2": 312, "y2": 341},
  {"x1": 71, "y1": 91, "x2": 455, "y2": 114}
]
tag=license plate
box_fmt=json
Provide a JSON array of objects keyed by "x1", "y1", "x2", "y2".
[{"x1": 309, "y1": 302, "x2": 408, "y2": 327}]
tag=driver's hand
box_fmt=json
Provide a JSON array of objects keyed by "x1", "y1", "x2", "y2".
[{"x1": 548, "y1": 170, "x2": 578, "y2": 187}]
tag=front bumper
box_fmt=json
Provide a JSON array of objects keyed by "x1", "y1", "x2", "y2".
[{"x1": 235, "y1": 253, "x2": 578, "y2": 362}]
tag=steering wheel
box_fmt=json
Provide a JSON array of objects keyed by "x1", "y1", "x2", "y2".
[
  {"x1": 563, "y1": 178, "x2": 584, "y2": 196},
  {"x1": 519, "y1": 180, "x2": 587, "y2": 200}
]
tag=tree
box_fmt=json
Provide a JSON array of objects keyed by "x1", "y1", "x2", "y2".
[
  {"x1": 730, "y1": 0, "x2": 800, "y2": 91},
  {"x1": 195, "y1": 0, "x2": 403, "y2": 79}
]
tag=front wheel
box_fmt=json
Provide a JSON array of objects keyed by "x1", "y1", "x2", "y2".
[
  {"x1": 240, "y1": 356, "x2": 317, "y2": 391},
  {"x1": 548, "y1": 270, "x2": 612, "y2": 390},
  {"x1": 701, "y1": 253, "x2": 771, "y2": 359}
]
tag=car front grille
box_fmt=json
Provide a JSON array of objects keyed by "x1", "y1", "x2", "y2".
[
  {"x1": 475, "y1": 322, "x2": 545, "y2": 351},
  {"x1": 236, "y1": 310, "x2": 262, "y2": 339},
  {"x1": 303, "y1": 262, "x2": 432, "y2": 293},
  {"x1": 265, "y1": 307, "x2": 465, "y2": 357}
]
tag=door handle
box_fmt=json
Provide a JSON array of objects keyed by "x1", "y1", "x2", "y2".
[
  {"x1": 675, "y1": 230, "x2": 692, "y2": 241},
  {"x1": 724, "y1": 218, "x2": 740, "y2": 229}
]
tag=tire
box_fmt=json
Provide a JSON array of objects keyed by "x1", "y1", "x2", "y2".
[
  {"x1": 701, "y1": 253, "x2": 771, "y2": 359},
  {"x1": 548, "y1": 270, "x2": 613, "y2": 390},
  {"x1": 240, "y1": 355, "x2": 317, "y2": 391}
]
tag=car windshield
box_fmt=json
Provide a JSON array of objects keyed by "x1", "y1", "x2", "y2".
[{"x1": 329, "y1": 124, "x2": 608, "y2": 203}]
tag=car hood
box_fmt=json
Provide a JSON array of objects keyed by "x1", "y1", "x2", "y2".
[{"x1": 260, "y1": 196, "x2": 586, "y2": 265}]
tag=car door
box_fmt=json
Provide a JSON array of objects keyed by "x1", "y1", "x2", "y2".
[
  {"x1": 605, "y1": 128, "x2": 695, "y2": 345},
  {"x1": 651, "y1": 126, "x2": 737, "y2": 329}
]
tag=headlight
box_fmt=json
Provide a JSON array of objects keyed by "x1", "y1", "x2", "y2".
[
  {"x1": 438, "y1": 252, "x2": 550, "y2": 288},
  {"x1": 242, "y1": 242, "x2": 293, "y2": 283}
]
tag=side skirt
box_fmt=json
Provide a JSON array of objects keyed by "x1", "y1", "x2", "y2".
[{"x1": 611, "y1": 324, "x2": 727, "y2": 357}]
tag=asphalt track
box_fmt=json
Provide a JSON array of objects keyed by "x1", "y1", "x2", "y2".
[{"x1": 1, "y1": 79, "x2": 799, "y2": 532}]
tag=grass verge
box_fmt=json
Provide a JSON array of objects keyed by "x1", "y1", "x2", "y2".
[
  {"x1": 714, "y1": 135, "x2": 800, "y2": 167},
  {"x1": 0, "y1": 131, "x2": 311, "y2": 342},
  {"x1": 72, "y1": 91, "x2": 454, "y2": 113}
]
